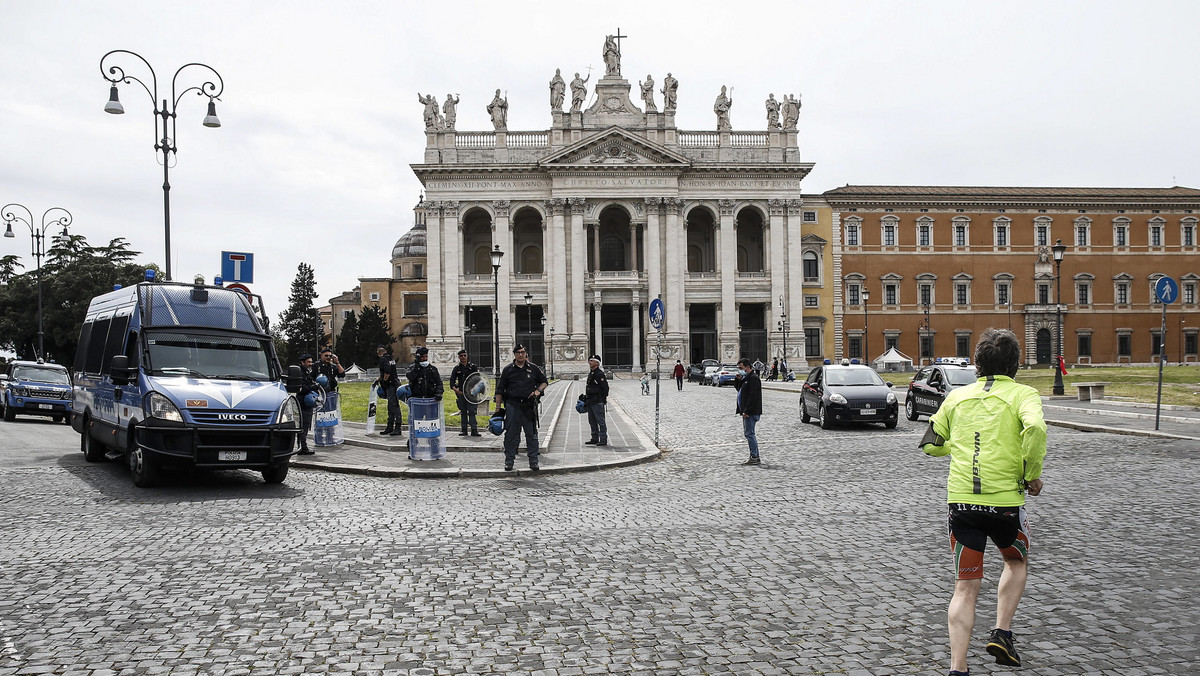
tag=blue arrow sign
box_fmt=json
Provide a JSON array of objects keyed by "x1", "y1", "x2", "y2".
[
  {"x1": 1155, "y1": 276, "x2": 1179, "y2": 305},
  {"x1": 221, "y1": 251, "x2": 254, "y2": 284},
  {"x1": 649, "y1": 298, "x2": 665, "y2": 330}
]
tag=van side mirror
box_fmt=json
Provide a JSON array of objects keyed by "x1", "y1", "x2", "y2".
[
  {"x1": 285, "y1": 365, "x2": 304, "y2": 393},
  {"x1": 110, "y1": 355, "x2": 135, "y2": 386}
]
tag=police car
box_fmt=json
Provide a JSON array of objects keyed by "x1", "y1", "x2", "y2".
[
  {"x1": 0, "y1": 359, "x2": 73, "y2": 424},
  {"x1": 904, "y1": 357, "x2": 978, "y2": 421}
]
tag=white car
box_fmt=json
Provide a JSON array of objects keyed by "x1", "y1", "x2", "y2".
[{"x1": 709, "y1": 365, "x2": 741, "y2": 386}]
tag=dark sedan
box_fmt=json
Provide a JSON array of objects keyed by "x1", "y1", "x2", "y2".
[
  {"x1": 800, "y1": 364, "x2": 899, "y2": 430},
  {"x1": 687, "y1": 359, "x2": 719, "y2": 383},
  {"x1": 905, "y1": 360, "x2": 978, "y2": 420}
]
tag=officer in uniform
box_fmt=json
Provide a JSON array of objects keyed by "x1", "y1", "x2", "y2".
[
  {"x1": 494, "y1": 344, "x2": 548, "y2": 471},
  {"x1": 312, "y1": 347, "x2": 344, "y2": 391},
  {"x1": 296, "y1": 354, "x2": 316, "y2": 454},
  {"x1": 376, "y1": 344, "x2": 402, "y2": 436},
  {"x1": 449, "y1": 349, "x2": 481, "y2": 436},
  {"x1": 406, "y1": 346, "x2": 444, "y2": 399},
  {"x1": 584, "y1": 354, "x2": 610, "y2": 446}
]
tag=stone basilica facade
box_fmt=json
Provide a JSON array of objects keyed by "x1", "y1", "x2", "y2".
[{"x1": 412, "y1": 38, "x2": 820, "y2": 375}]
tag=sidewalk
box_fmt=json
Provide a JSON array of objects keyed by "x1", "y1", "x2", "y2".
[
  {"x1": 1039, "y1": 397, "x2": 1200, "y2": 441},
  {"x1": 291, "y1": 379, "x2": 660, "y2": 478}
]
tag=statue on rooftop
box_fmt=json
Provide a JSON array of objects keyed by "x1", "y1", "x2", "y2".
[
  {"x1": 603, "y1": 35, "x2": 621, "y2": 76},
  {"x1": 442, "y1": 94, "x2": 460, "y2": 130},
  {"x1": 487, "y1": 89, "x2": 508, "y2": 131},
  {"x1": 570, "y1": 72, "x2": 590, "y2": 113},
  {"x1": 549, "y1": 69, "x2": 566, "y2": 111},
  {"x1": 661, "y1": 73, "x2": 678, "y2": 111},
  {"x1": 765, "y1": 93, "x2": 781, "y2": 130},
  {"x1": 419, "y1": 93, "x2": 443, "y2": 130},
  {"x1": 639, "y1": 74, "x2": 657, "y2": 113},
  {"x1": 782, "y1": 93, "x2": 802, "y2": 130},
  {"x1": 713, "y1": 85, "x2": 733, "y2": 131}
]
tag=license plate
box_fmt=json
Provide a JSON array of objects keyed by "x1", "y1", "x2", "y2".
[
  {"x1": 37, "y1": 404, "x2": 53, "y2": 410},
  {"x1": 218, "y1": 451, "x2": 247, "y2": 461},
  {"x1": 859, "y1": 408, "x2": 876, "y2": 415}
]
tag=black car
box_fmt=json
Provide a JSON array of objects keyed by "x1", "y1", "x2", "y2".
[
  {"x1": 905, "y1": 359, "x2": 978, "y2": 420},
  {"x1": 687, "y1": 359, "x2": 719, "y2": 383},
  {"x1": 800, "y1": 364, "x2": 899, "y2": 429}
]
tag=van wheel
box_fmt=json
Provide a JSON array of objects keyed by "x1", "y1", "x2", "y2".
[
  {"x1": 128, "y1": 443, "x2": 159, "y2": 488},
  {"x1": 262, "y1": 463, "x2": 289, "y2": 484},
  {"x1": 800, "y1": 399, "x2": 811, "y2": 423},
  {"x1": 2, "y1": 403, "x2": 14, "y2": 422},
  {"x1": 81, "y1": 416, "x2": 105, "y2": 463},
  {"x1": 905, "y1": 398, "x2": 919, "y2": 421}
]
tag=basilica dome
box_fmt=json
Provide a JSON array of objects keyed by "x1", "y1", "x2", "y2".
[{"x1": 391, "y1": 219, "x2": 427, "y2": 259}]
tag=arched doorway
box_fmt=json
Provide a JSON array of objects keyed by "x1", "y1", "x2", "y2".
[
  {"x1": 736, "y1": 207, "x2": 765, "y2": 272},
  {"x1": 1036, "y1": 328, "x2": 1051, "y2": 364},
  {"x1": 461, "y1": 208, "x2": 493, "y2": 274},
  {"x1": 686, "y1": 207, "x2": 716, "y2": 272},
  {"x1": 512, "y1": 207, "x2": 544, "y2": 274}
]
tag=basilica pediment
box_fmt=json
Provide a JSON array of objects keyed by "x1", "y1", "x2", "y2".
[{"x1": 539, "y1": 127, "x2": 691, "y2": 169}]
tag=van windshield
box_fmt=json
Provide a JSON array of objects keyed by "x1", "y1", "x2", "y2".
[
  {"x1": 12, "y1": 366, "x2": 71, "y2": 385},
  {"x1": 145, "y1": 332, "x2": 274, "y2": 380}
]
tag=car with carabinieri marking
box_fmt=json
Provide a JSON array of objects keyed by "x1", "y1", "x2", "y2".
[{"x1": 904, "y1": 357, "x2": 978, "y2": 421}]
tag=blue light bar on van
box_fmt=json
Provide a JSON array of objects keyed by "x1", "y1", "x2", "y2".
[
  {"x1": 145, "y1": 269, "x2": 156, "y2": 282},
  {"x1": 113, "y1": 284, "x2": 122, "y2": 290},
  {"x1": 213, "y1": 275, "x2": 223, "y2": 287}
]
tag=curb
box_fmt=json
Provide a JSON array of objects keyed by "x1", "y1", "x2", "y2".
[{"x1": 1045, "y1": 418, "x2": 1200, "y2": 441}]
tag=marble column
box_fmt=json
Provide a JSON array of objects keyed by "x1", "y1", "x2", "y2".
[
  {"x1": 494, "y1": 200, "x2": 513, "y2": 352},
  {"x1": 719, "y1": 199, "x2": 738, "y2": 338},
  {"x1": 444, "y1": 201, "x2": 461, "y2": 345},
  {"x1": 664, "y1": 198, "x2": 684, "y2": 341},
  {"x1": 592, "y1": 292, "x2": 603, "y2": 361},
  {"x1": 632, "y1": 300, "x2": 642, "y2": 371},
  {"x1": 768, "y1": 199, "x2": 787, "y2": 359},
  {"x1": 426, "y1": 201, "x2": 444, "y2": 340},
  {"x1": 645, "y1": 198, "x2": 662, "y2": 309},
  {"x1": 569, "y1": 198, "x2": 587, "y2": 339},
  {"x1": 547, "y1": 199, "x2": 569, "y2": 339},
  {"x1": 785, "y1": 199, "x2": 804, "y2": 360}
]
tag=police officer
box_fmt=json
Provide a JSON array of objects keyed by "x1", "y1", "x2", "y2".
[
  {"x1": 584, "y1": 354, "x2": 609, "y2": 446},
  {"x1": 449, "y1": 349, "x2": 481, "y2": 436},
  {"x1": 312, "y1": 347, "x2": 344, "y2": 391},
  {"x1": 376, "y1": 344, "x2": 403, "y2": 436},
  {"x1": 406, "y1": 346, "x2": 444, "y2": 399},
  {"x1": 296, "y1": 354, "x2": 316, "y2": 454},
  {"x1": 494, "y1": 344, "x2": 548, "y2": 471}
]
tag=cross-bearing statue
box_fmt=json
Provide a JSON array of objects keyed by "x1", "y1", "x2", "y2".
[
  {"x1": 570, "y1": 72, "x2": 590, "y2": 113},
  {"x1": 603, "y1": 35, "x2": 621, "y2": 76}
]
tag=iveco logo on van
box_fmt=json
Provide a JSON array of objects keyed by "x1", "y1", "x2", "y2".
[{"x1": 217, "y1": 413, "x2": 249, "y2": 421}]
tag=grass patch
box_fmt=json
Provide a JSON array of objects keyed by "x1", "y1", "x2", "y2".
[
  {"x1": 1007, "y1": 364, "x2": 1200, "y2": 406},
  {"x1": 336, "y1": 380, "x2": 496, "y2": 426}
]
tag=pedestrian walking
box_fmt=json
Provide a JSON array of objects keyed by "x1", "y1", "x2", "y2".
[
  {"x1": 406, "y1": 347, "x2": 444, "y2": 399},
  {"x1": 920, "y1": 328, "x2": 1046, "y2": 675},
  {"x1": 753, "y1": 358, "x2": 764, "y2": 379},
  {"x1": 733, "y1": 357, "x2": 762, "y2": 465},
  {"x1": 449, "y1": 349, "x2": 482, "y2": 436},
  {"x1": 495, "y1": 344, "x2": 549, "y2": 471},
  {"x1": 769, "y1": 357, "x2": 779, "y2": 381},
  {"x1": 295, "y1": 354, "x2": 316, "y2": 454},
  {"x1": 584, "y1": 355, "x2": 609, "y2": 446},
  {"x1": 376, "y1": 344, "x2": 403, "y2": 437},
  {"x1": 672, "y1": 360, "x2": 685, "y2": 390}
]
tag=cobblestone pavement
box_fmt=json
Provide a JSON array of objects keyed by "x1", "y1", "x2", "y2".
[{"x1": 1, "y1": 379, "x2": 1197, "y2": 675}]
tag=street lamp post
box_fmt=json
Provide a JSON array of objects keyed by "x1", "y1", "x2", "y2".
[
  {"x1": 3, "y1": 205, "x2": 72, "y2": 360},
  {"x1": 1052, "y1": 239, "x2": 1067, "y2": 396},
  {"x1": 1180, "y1": 316, "x2": 1186, "y2": 366},
  {"x1": 539, "y1": 315, "x2": 547, "y2": 374},
  {"x1": 922, "y1": 299, "x2": 931, "y2": 365},
  {"x1": 490, "y1": 246, "x2": 504, "y2": 377},
  {"x1": 777, "y1": 295, "x2": 788, "y2": 372},
  {"x1": 862, "y1": 289, "x2": 871, "y2": 368},
  {"x1": 101, "y1": 50, "x2": 224, "y2": 282},
  {"x1": 524, "y1": 291, "x2": 533, "y2": 361},
  {"x1": 548, "y1": 326, "x2": 556, "y2": 379}
]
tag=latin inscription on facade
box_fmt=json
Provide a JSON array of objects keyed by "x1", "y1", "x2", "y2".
[
  {"x1": 680, "y1": 178, "x2": 802, "y2": 189},
  {"x1": 558, "y1": 177, "x2": 673, "y2": 188},
  {"x1": 425, "y1": 179, "x2": 546, "y2": 190}
]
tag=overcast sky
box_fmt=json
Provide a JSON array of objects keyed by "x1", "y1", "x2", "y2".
[{"x1": 4, "y1": 0, "x2": 1198, "y2": 326}]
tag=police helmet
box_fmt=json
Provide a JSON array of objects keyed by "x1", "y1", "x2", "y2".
[
  {"x1": 303, "y1": 391, "x2": 320, "y2": 409},
  {"x1": 575, "y1": 394, "x2": 587, "y2": 414},
  {"x1": 488, "y1": 408, "x2": 506, "y2": 436},
  {"x1": 397, "y1": 384, "x2": 412, "y2": 401},
  {"x1": 375, "y1": 383, "x2": 387, "y2": 398},
  {"x1": 315, "y1": 374, "x2": 329, "y2": 388}
]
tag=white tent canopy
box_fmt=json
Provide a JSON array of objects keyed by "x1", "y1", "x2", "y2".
[{"x1": 872, "y1": 347, "x2": 914, "y2": 372}]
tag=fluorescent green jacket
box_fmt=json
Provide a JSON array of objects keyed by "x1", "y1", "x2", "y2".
[{"x1": 922, "y1": 375, "x2": 1047, "y2": 506}]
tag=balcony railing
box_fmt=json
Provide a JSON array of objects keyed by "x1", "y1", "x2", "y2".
[{"x1": 455, "y1": 133, "x2": 496, "y2": 149}]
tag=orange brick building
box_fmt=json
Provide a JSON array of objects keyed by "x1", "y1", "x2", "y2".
[{"x1": 825, "y1": 186, "x2": 1199, "y2": 367}]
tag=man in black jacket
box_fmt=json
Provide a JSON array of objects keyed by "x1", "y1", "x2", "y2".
[
  {"x1": 584, "y1": 354, "x2": 609, "y2": 446},
  {"x1": 406, "y1": 346, "x2": 444, "y2": 399},
  {"x1": 376, "y1": 345, "x2": 402, "y2": 437},
  {"x1": 296, "y1": 354, "x2": 316, "y2": 454},
  {"x1": 449, "y1": 350, "x2": 481, "y2": 436},
  {"x1": 494, "y1": 344, "x2": 548, "y2": 471},
  {"x1": 733, "y1": 357, "x2": 763, "y2": 465}
]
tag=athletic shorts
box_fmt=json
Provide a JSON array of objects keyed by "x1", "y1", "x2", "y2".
[{"x1": 947, "y1": 503, "x2": 1029, "y2": 580}]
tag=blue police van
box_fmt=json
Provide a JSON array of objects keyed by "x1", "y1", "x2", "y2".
[
  {"x1": 71, "y1": 276, "x2": 304, "y2": 487},
  {"x1": 0, "y1": 359, "x2": 73, "y2": 423}
]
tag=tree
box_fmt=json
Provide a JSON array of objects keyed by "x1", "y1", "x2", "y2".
[
  {"x1": 0, "y1": 234, "x2": 151, "y2": 363},
  {"x1": 275, "y1": 263, "x2": 323, "y2": 366},
  {"x1": 334, "y1": 311, "x2": 359, "y2": 368},
  {"x1": 354, "y1": 304, "x2": 395, "y2": 368}
]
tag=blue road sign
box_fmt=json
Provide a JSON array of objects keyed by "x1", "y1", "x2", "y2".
[
  {"x1": 649, "y1": 298, "x2": 665, "y2": 330},
  {"x1": 221, "y1": 252, "x2": 254, "y2": 284},
  {"x1": 1155, "y1": 276, "x2": 1179, "y2": 305}
]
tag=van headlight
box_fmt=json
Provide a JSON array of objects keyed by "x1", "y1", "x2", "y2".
[
  {"x1": 146, "y1": 391, "x2": 183, "y2": 422},
  {"x1": 278, "y1": 396, "x2": 300, "y2": 427},
  {"x1": 886, "y1": 392, "x2": 897, "y2": 405}
]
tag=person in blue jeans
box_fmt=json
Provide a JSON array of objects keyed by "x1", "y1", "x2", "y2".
[{"x1": 733, "y1": 357, "x2": 762, "y2": 465}]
